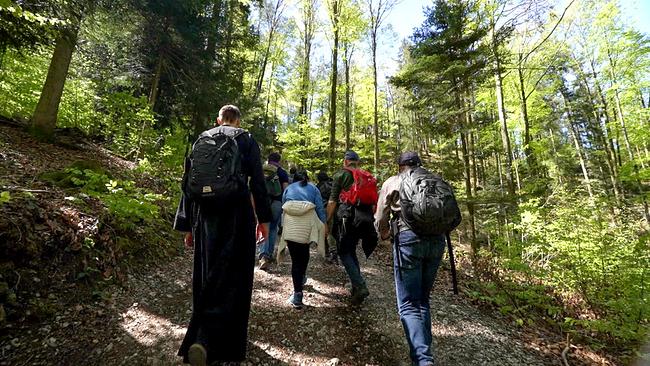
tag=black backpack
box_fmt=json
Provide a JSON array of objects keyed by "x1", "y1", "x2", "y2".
[
  {"x1": 185, "y1": 126, "x2": 247, "y2": 203},
  {"x1": 317, "y1": 180, "x2": 332, "y2": 204},
  {"x1": 399, "y1": 167, "x2": 461, "y2": 236},
  {"x1": 399, "y1": 167, "x2": 462, "y2": 294}
]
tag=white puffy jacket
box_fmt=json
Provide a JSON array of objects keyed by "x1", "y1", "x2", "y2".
[{"x1": 276, "y1": 200, "x2": 325, "y2": 262}]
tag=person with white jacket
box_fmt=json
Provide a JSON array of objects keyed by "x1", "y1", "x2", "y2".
[{"x1": 277, "y1": 170, "x2": 327, "y2": 309}]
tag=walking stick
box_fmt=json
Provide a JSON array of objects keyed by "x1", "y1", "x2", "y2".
[{"x1": 445, "y1": 232, "x2": 458, "y2": 295}]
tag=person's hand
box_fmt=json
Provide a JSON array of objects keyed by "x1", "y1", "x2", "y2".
[
  {"x1": 380, "y1": 229, "x2": 390, "y2": 241},
  {"x1": 257, "y1": 222, "x2": 270, "y2": 243},
  {"x1": 184, "y1": 232, "x2": 193, "y2": 249}
]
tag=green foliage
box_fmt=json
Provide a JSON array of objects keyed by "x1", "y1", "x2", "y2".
[
  {"x1": 100, "y1": 92, "x2": 156, "y2": 157},
  {"x1": 0, "y1": 49, "x2": 50, "y2": 119},
  {"x1": 0, "y1": 191, "x2": 10, "y2": 204},
  {"x1": 473, "y1": 190, "x2": 650, "y2": 346},
  {"x1": 0, "y1": 1, "x2": 62, "y2": 50},
  {"x1": 43, "y1": 164, "x2": 165, "y2": 230}
]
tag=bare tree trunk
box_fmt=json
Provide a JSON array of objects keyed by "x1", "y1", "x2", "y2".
[
  {"x1": 517, "y1": 53, "x2": 535, "y2": 170},
  {"x1": 457, "y1": 91, "x2": 476, "y2": 253},
  {"x1": 328, "y1": 0, "x2": 340, "y2": 170},
  {"x1": 31, "y1": 27, "x2": 80, "y2": 140},
  {"x1": 148, "y1": 54, "x2": 163, "y2": 108},
  {"x1": 344, "y1": 48, "x2": 352, "y2": 150},
  {"x1": 493, "y1": 43, "x2": 516, "y2": 198},
  {"x1": 372, "y1": 33, "x2": 379, "y2": 173},
  {"x1": 562, "y1": 92, "x2": 594, "y2": 198}
]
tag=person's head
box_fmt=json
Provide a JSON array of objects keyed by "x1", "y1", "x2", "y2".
[
  {"x1": 397, "y1": 151, "x2": 421, "y2": 172},
  {"x1": 343, "y1": 150, "x2": 360, "y2": 168},
  {"x1": 268, "y1": 152, "x2": 281, "y2": 164},
  {"x1": 294, "y1": 169, "x2": 309, "y2": 186},
  {"x1": 317, "y1": 171, "x2": 329, "y2": 183},
  {"x1": 216, "y1": 105, "x2": 241, "y2": 127}
]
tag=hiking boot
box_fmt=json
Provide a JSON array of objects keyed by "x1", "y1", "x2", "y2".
[
  {"x1": 188, "y1": 343, "x2": 207, "y2": 366},
  {"x1": 351, "y1": 284, "x2": 369, "y2": 305},
  {"x1": 288, "y1": 292, "x2": 304, "y2": 309},
  {"x1": 258, "y1": 256, "x2": 271, "y2": 271}
]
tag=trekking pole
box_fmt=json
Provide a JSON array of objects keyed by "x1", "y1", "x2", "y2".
[{"x1": 445, "y1": 232, "x2": 458, "y2": 295}]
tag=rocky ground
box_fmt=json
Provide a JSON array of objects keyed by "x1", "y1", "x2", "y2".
[{"x1": 1, "y1": 241, "x2": 617, "y2": 366}]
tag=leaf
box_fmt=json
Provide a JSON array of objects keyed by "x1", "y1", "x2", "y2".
[{"x1": 0, "y1": 191, "x2": 11, "y2": 204}]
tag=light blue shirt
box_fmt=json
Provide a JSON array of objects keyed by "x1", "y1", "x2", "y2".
[{"x1": 282, "y1": 182, "x2": 326, "y2": 223}]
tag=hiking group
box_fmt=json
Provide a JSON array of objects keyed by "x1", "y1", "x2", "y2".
[{"x1": 174, "y1": 105, "x2": 462, "y2": 366}]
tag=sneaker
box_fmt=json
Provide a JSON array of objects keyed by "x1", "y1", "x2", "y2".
[
  {"x1": 258, "y1": 256, "x2": 271, "y2": 271},
  {"x1": 188, "y1": 343, "x2": 207, "y2": 366},
  {"x1": 351, "y1": 284, "x2": 369, "y2": 305},
  {"x1": 288, "y1": 292, "x2": 304, "y2": 309}
]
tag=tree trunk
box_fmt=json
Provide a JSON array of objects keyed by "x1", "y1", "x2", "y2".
[
  {"x1": 148, "y1": 54, "x2": 163, "y2": 108},
  {"x1": 517, "y1": 53, "x2": 535, "y2": 170},
  {"x1": 493, "y1": 44, "x2": 516, "y2": 198},
  {"x1": 206, "y1": 0, "x2": 223, "y2": 59},
  {"x1": 31, "y1": 27, "x2": 79, "y2": 140},
  {"x1": 562, "y1": 92, "x2": 594, "y2": 198},
  {"x1": 344, "y1": 48, "x2": 352, "y2": 151},
  {"x1": 328, "y1": 0, "x2": 340, "y2": 171},
  {"x1": 372, "y1": 33, "x2": 379, "y2": 173},
  {"x1": 456, "y1": 91, "x2": 476, "y2": 253}
]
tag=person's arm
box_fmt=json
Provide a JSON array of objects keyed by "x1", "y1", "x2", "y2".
[
  {"x1": 326, "y1": 200, "x2": 337, "y2": 226},
  {"x1": 173, "y1": 157, "x2": 193, "y2": 247},
  {"x1": 375, "y1": 177, "x2": 396, "y2": 240},
  {"x1": 247, "y1": 138, "x2": 272, "y2": 225},
  {"x1": 313, "y1": 185, "x2": 326, "y2": 223}
]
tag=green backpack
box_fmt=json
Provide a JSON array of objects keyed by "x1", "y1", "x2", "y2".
[{"x1": 263, "y1": 163, "x2": 282, "y2": 199}]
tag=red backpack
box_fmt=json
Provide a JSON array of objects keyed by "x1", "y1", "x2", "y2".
[{"x1": 339, "y1": 168, "x2": 378, "y2": 206}]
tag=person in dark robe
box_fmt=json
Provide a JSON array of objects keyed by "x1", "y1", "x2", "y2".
[{"x1": 173, "y1": 105, "x2": 272, "y2": 366}]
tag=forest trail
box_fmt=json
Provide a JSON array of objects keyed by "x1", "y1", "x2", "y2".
[{"x1": 1, "y1": 243, "x2": 561, "y2": 366}]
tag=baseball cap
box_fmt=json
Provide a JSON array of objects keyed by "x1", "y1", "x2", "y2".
[
  {"x1": 344, "y1": 150, "x2": 360, "y2": 161},
  {"x1": 397, "y1": 151, "x2": 421, "y2": 166}
]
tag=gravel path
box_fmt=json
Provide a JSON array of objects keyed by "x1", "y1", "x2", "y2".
[{"x1": 1, "y1": 240, "x2": 564, "y2": 366}]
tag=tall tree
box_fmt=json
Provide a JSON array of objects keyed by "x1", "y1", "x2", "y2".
[
  {"x1": 392, "y1": 0, "x2": 489, "y2": 252},
  {"x1": 30, "y1": 2, "x2": 88, "y2": 140},
  {"x1": 327, "y1": 0, "x2": 341, "y2": 169},
  {"x1": 366, "y1": 0, "x2": 396, "y2": 173}
]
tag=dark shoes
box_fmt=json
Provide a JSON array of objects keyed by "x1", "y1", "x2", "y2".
[
  {"x1": 351, "y1": 284, "x2": 369, "y2": 305},
  {"x1": 188, "y1": 343, "x2": 207, "y2": 366}
]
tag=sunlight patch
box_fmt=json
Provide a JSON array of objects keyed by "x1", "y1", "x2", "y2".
[
  {"x1": 119, "y1": 306, "x2": 185, "y2": 346},
  {"x1": 252, "y1": 340, "x2": 331, "y2": 365}
]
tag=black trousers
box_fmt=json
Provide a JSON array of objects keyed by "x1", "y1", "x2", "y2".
[{"x1": 287, "y1": 241, "x2": 310, "y2": 293}]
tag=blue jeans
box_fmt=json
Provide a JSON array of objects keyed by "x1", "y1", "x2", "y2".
[
  {"x1": 394, "y1": 230, "x2": 445, "y2": 366},
  {"x1": 259, "y1": 200, "x2": 282, "y2": 259}
]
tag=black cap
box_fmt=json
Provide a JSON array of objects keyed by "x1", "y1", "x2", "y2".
[
  {"x1": 344, "y1": 150, "x2": 360, "y2": 161},
  {"x1": 317, "y1": 171, "x2": 329, "y2": 182},
  {"x1": 398, "y1": 151, "x2": 421, "y2": 166}
]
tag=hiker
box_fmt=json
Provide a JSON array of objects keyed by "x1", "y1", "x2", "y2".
[
  {"x1": 288, "y1": 167, "x2": 297, "y2": 184},
  {"x1": 258, "y1": 152, "x2": 290, "y2": 270},
  {"x1": 276, "y1": 170, "x2": 326, "y2": 309},
  {"x1": 325, "y1": 150, "x2": 379, "y2": 305},
  {"x1": 374, "y1": 151, "x2": 461, "y2": 366},
  {"x1": 316, "y1": 171, "x2": 332, "y2": 205},
  {"x1": 316, "y1": 171, "x2": 337, "y2": 263},
  {"x1": 174, "y1": 105, "x2": 272, "y2": 366}
]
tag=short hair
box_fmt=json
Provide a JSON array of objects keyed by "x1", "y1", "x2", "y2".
[
  {"x1": 219, "y1": 105, "x2": 241, "y2": 123},
  {"x1": 268, "y1": 152, "x2": 281, "y2": 163}
]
